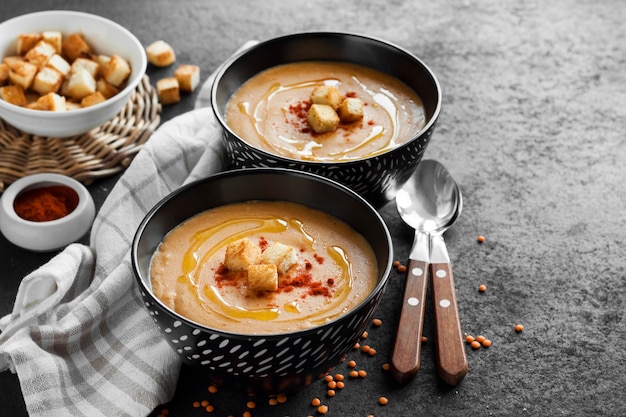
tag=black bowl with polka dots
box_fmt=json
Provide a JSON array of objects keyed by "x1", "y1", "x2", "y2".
[
  {"x1": 132, "y1": 168, "x2": 393, "y2": 395},
  {"x1": 211, "y1": 31, "x2": 441, "y2": 209}
]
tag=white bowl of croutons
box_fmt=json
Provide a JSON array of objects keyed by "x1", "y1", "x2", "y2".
[{"x1": 0, "y1": 10, "x2": 147, "y2": 137}]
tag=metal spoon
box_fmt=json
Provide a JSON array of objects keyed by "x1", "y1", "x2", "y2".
[{"x1": 391, "y1": 159, "x2": 468, "y2": 386}]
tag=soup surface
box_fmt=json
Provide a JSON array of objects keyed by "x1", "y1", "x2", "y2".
[
  {"x1": 225, "y1": 61, "x2": 426, "y2": 162},
  {"x1": 150, "y1": 201, "x2": 379, "y2": 334}
]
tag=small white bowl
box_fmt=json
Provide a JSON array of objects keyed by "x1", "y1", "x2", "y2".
[
  {"x1": 0, "y1": 10, "x2": 147, "y2": 137},
  {"x1": 0, "y1": 173, "x2": 95, "y2": 251}
]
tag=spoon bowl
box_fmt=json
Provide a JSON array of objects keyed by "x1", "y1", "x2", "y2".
[{"x1": 391, "y1": 159, "x2": 468, "y2": 386}]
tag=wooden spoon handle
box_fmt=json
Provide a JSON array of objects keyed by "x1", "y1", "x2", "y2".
[
  {"x1": 390, "y1": 258, "x2": 429, "y2": 383},
  {"x1": 431, "y1": 261, "x2": 468, "y2": 386}
]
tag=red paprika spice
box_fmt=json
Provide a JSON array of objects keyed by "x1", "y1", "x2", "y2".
[{"x1": 13, "y1": 185, "x2": 79, "y2": 222}]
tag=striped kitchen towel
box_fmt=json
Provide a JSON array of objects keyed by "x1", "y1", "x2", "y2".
[{"x1": 0, "y1": 54, "x2": 238, "y2": 416}]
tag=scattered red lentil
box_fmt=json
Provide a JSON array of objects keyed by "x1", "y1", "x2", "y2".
[
  {"x1": 317, "y1": 404, "x2": 329, "y2": 414},
  {"x1": 362, "y1": 331, "x2": 369, "y2": 339},
  {"x1": 243, "y1": 411, "x2": 252, "y2": 417},
  {"x1": 277, "y1": 394, "x2": 287, "y2": 403},
  {"x1": 327, "y1": 389, "x2": 336, "y2": 397},
  {"x1": 349, "y1": 370, "x2": 359, "y2": 378},
  {"x1": 358, "y1": 369, "x2": 367, "y2": 378},
  {"x1": 327, "y1": 380, "x2": 337, "y2": 389},
  {"x1": 382, "y1": 363, "x2": 390, "y2": 371},
  {"x1": 324, "y1": 375, "x2": 333, "y2": 382},
  {"x1": 476, "y1": 335, "x2": 486, "y2": 344},
  {"x1": 269, "y1": 398, "x2": 278, "y2": 406},
  {"x1": 471, "y1": 340, "x2": 481, "y2": 349},
  {"x1": 421, "y1": 336, "x2": 428, "y2": 343},
  {"x1": 201, "y1": 400, "x2": 209, "y2": 407},
  {"x1": 193, "y1": 401, "x2": 201, "y2": 408},
  {"x1": 335, "y1": 373, "x2": 344, "y2": 381},
  {"x1": 379, "y1": 397, "x2": 389, "y2": 405},
  {"x1": 368, "y1": 347, "x2": 377, "y2": 356},
  {"x1": 477, "y1": 235, "x2": 485, "y2": 243},
  {"x1": 348, "y1": 360, "x2": 357, "y2": 368},
  {"x1": 465, "y1": 335, "x2": 475, "y2": 344},
  {"x1": 246, "y1": 401, "x2": 256, "y2": 409},
  {"x1": 353, "y1": 342, "x2": 360, "y2": 350},
  {"x1": 336, "y1": 381, "x2": 345, "y2": 389},
  {"x1": 478, "y1": 284, "x2": 487, "y2": 292},
  {"x1": 397, "y1": 265, "x2": 407, "y2": 273},
  {"x1": 311, "y1": 398, "x2": 321, "y2": 407},
  {"x1": 361, "y1": 344, "x2": 370, "y2": 353},
  {"x1": 482, "y1": 339, "x2": 492, "y2": 347},
  {"x1": 208, "y1": 385, "x2": 218, "y2": 393},
  {"x1": 205, "y1": 404, "x2": 214, "y2": 412},
  {"x1": 372, "y1": 318, "x2": 382, "y2": 327},
  {"x1": 393, "y1": 260, "x2": 400, "y2": 267},
  {"x1": 515, "y1": 324, "x2": 524, "y2": 332}
]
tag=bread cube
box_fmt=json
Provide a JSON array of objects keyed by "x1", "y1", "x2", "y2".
[
  {"x1": 146, "y1": 40, "x2": 176, "y2": 67},
  {"x1": 95, "y1": 54, "x2": 111, "y2": 68},
  {"x1": 65, "y1": 101, "x2": 82, "y2": 111},
  {"x1": 81, "y1": 91, "x2": 106, "y2": 107},
  {"x1": 7, "y1": 59, "x2": 38, "y2": 90},
  {"x1": 34, "y1": 92, "x2": 66, "y2": 111},
  {"x1": 24, "y1": 40, "x2": 56, "y2": 68},
  {"x1": 0, "y1": 85, "x2": 27, "y2": 106},
  {"x1": 62, "y1": 33, "x2": 92, "y2": 62},
  {"x1": 311, "y1": 85, "x2": 343, "y2": 110},
  {"x1": 16, "y1": 33, "x2": 41, "y2": 55},
  {"x1": 247, "y1": 264, "x2": 278, "y2": 293},
  {"x1": 41, "y1": 31, "x2": 62, "y2": 54},
  {"x1": 224, "y1": 238, "x2": 261, "y2": 271},
  {"x1": 102, "y1": 54, "x2": 130, "y2": 87},
  {"x1": 71, "y1": 57, "x2": 100, "y2": 79},
  {"x1": 156, "y1": 77, "x2": 180, "y2": 105},
  {"x1": 96, "y1": 78, "x2": 120, "y2": 99},
  {"x1": 307, "y1": 103, "x2": 339, "y2": 134},
  {"x1": 46, "y1": 54, "x2": 71, "y2": 76},
  {"x1": 32, "y1": 66, "x2": 64, "y2": 95},
  {"x1": 338, "y1": 97, "x2": 364, "y2": 123},
  {"x1": 0, "y1": 63, "x2": 9, "y2": 85},
  {"x1": 67, "y1": 68, "x2": 96, "y2": 100},
  {"x1": 260, "y1": 242, "x2": 297, "y2": 274},
  {"x1": 174, "y1": 64, "x2": 200, "y2": 92}
]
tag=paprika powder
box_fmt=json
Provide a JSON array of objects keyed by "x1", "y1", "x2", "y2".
[{"x1": 13, "y1": 185, "x2": 79, "y2": 222}]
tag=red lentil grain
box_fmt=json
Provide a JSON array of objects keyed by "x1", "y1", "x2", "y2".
[
  {"x1": 393, "y1": 260, "x2": 400, "y2": 267},
  {"x1": 335, "y1": 373, "x2": 344, "y2": 381},
  {"x1": 349, "y1": 370, "x2": 359, "y2": 378},
  {"x1": 327, "y1": 389, "x2": 336, "y2": 397},
  {"x1": 358, "y1": 369, "x2": 367, "y2": 378},
  {"x1": 482, "y1": 339, "x2": 492, "y2": 347},
  {"x1": 477, "y1": 235, "x2": 485, "y2": 243},
  {"x1": 478, "y1": 284, "x2": 487, "y2": 292},
  {"x1": 382, "y1": 363, "x2": 390, "y2": 371},
  {"x1": 318, "y1": 405, "x2": 329, "y2": 414},
  {"x1": 421, "y1": 336, "x2": 428, "y2": 343},
  {"x1": 471, "y1": 340, "x2": 481, "y2": 349},
  {"x1": 397, "y1": 265, "x2": 407, "y2": 273},
  {"x1": 354, "y1": 342, "x2": 360, "y2": 350},
  {"x1": 205, "y1": 405, "x2": 214, "y2": 412},
  {"x1": 476, "y1": 335, "x2": 486, "y2": 343},
  {"x1": 465, "y1": 335, "x2": 475, "y2": 344},
  {"x1": 311, "y1": 398, "x2": 321, "y2": 407},
  {"x1": 193, "y1": 402, "x2": 201, "y2": 408},
  {"x1": 247, "y1": 401, "x2": 256, "y2": 409},
  {"x1": 336, "y1": 381, "x2": 345, "y2": 389},
  {"x1": 208, "y1": 385, "x2": 218, "y2": 393},
  {"x1": 368, "y1": 348, "x2": 377, "y2": 356},
  {"x1": 269, "y1": 398, "x2": 278, "y2": 406},
  {"x1": 324, "y1": 375, "x2": 333, "y2": 382},
  {"x1": 201, "y1": 400, "x2": 209, "y2": 407},
  {"x1": 277, "y1": 394, "x2": 287, "y2": 403},
  {"x1": 515, "y1": 324, "x2": 524, "y2": 332},
  {"x1": 362, "y1": 331, "x2": 369, "y2": 339},
  {"x1": 243, "y1": 412, "x2": 252, "y2": 417},
  {"x1": 327, "y1": 380, "x2": 337, "y2": 389},
  {"x1": 379, "y1": 397, "x2": 389, "y2": 405},
  {"x1": 372, "y1": 318, "x2": 382, "y2": 327},
  {"x1": 348, "y1": 360, "x2": 357, "y2": 368}
]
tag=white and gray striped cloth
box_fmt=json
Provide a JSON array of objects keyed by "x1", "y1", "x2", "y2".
[{"x1": 0, "y1": 54, "x2": 240, "y2": 415}]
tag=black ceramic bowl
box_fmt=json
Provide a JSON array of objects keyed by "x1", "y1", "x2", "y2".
[
  {"x1": 211, "y1": 31, "x2": 441, "y2": 209},
  {"x1": 132, "y1": 168, "x2": 393, "y2": 395}
]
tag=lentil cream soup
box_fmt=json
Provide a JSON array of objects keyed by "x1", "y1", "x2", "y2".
[
  {"x1": 150, "y1": 201, "x2": 378, "y2": 334},
  {"x1": 225, "y1": 61, "x2": 426, "y2": 162}
]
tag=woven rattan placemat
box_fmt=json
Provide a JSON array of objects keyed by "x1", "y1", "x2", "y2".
[{"x1": 0, "y1": 75, "x2": 161, "y2": 193}]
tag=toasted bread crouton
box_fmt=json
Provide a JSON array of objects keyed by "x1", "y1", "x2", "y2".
[
  {"x1": 307, "y1": 103, "x2": 340, "y2": 134},
  {"x1": 0, "y1": 63, "x2": 9, "y2": 85},
  {"x1": 34, "y1": 92, "x2": 66, "y2": 111},
  {"x1": 65, "y1": 101, "x2": 82, "y2": 111},
  {"x1": 71, "y1": 57, "x2": 100, "y2": 79},
  {"x1": 338, "y1": 97, "x2": 364, "y2": 123},
  {"x1": 81, "y1": 91, "x2": 106, "y2": 107},
  {"x1": 41, "y1": 31, "x2": 62, "y2": 54},
  {"x1": 146, "y1": 40, "x2": 176, "y2": 67},
  {"x1": 0, "y1": 85, "x2": 27, "y2": 106},
  {"x1": 224, "y1": 238, "x2": 262, "y2": 271},
  {"x1": 46, "y1": 54, "x2": 71, "y2": 76},
  {"x1": 102, "y1": 54, "x2": 130, "y2": 87},
  {"x1": 67, "y1": 68, "x2": 96, "y2": 100},
  {"x1": 7, "y1": 59, "x2": 37, "y2": 90},
  {"x1": 62, "y1": 33, "x2": 92, "y2": 62},
  {"x1": 247, "y1": 264, "x2": 278, "y2": 293},
  {"x1": 32, "y1": 66, "x2": 64, "y2": 95},
  {"x1": 24, "y1": 40, "x2": 56, "y2": 68},
  {"x1": 174, "y1": 64, "x2": 200, "y2": 92},
  {"x1": 95, "y1": 54, "x2": 111, "y2": 68},
  {"x1": 16, "y1": 33, "x2": 41, "y2": 56},
  {"x1": 260, "y1": 242, "x2": 298, "y2": 274},
  {"x1": 311, "y1": 85, "x2": 343, "y2": 110},
  {"x1": 156, "y1": 77, "x2": 180, "y2": 105},
  {"x1": 96, "y1": 78, "x2": 120, "y2": 99}
]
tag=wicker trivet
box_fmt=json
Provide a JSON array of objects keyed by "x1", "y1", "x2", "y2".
[{"x1": 0, "y1": 75, "x2": 161, "y2": 193}]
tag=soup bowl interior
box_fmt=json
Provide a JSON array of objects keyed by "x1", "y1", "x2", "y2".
[
  {"x1": 211, "y1": 31, "x2": 441, "y2": 208},
  {"x1": 132, "y1": 168, "x2": 393, "y2": 394}
]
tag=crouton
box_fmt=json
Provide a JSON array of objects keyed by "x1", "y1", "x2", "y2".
[
  {"x1": 0, "y1": 63, "x2": 9, "y2": 85},
  {"x1": 24, "y1": 40, "x2": 56, "y2": 68},
  {"x1": 310, "y1": 85, "x2": 343, "y2": 110},
  {"x1": 65, "y1": 101, "x2": 82, "y2": 111},
  {"x1": 259, "y1": 242, "x2": 298, "y2": 274},
  {"x1": 95, "y1": 54, "x2": 111, "y2": 68},
  {"x1": 62, "y1": 33, "x2": 92, "y2": 62},
  {"x1": 16, "y1": 33, "x2": 41, "y2": 56},
  {"x1": 34, "y1": 92, "x2": 66, "y2": 111},
  {"x1": 71, "y1": 57, "x2": 100, "y2": 79},
  {"x1": 80, "y1": 91, "x2": 106, "y2": 107},
  {"x1": 174, "y1": 64, "x2": 200, "y2": 92},
  {"x1": 156, "y1": 77, "x2": 180, "y2": 105},
  {"x1": 41, "y1": 31, "x2": 62, "y2": 54},
  {"x1": 307, "y1": 103, "x2": 340, "y2": 134},
  {"x1": 338, "y1": 97, "x2": 364, "y2": 123},
  {"x1": 224, "y1": 238, "x2": 261, "y2": 271},
  {"x1": 247, "y1": 264, "x2": 278, "y2": 293},
  {"x1": 96, "y1": 78, "x2": 120, "y2": 99},
  {"x1": 45, "y1": 54, "x2": 71, "y2": 76},
  {"x1": 67, "y1": 68, "x2": 96, "y2": 100},
  {"x1": 0, "y1": 85, "x2": 27, "y2": 106},
  {"x1": 146, "y1": 40, "x2": 176, "y2": 67},
  {"x1": 7, "y1": 59, "x2": 38, "y2": 90},
  {"x1": 102, "y1": 54, "x2": 130, "y2": 87},
  {"x1": 32, "y1": 66, "x2": 64, "y2": 95}
]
